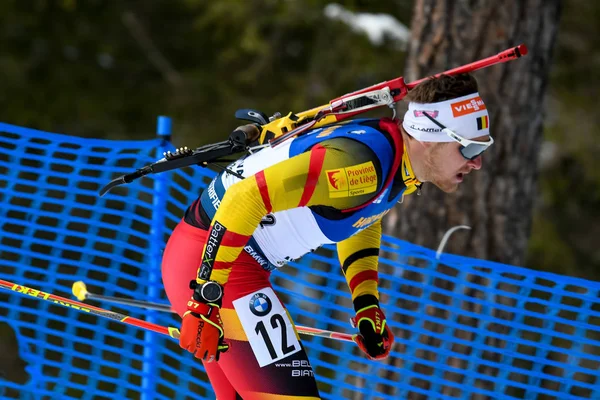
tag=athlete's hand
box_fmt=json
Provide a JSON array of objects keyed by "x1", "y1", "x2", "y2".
[
  {"x1": 179, "y1": 283, "x2": 229, "y2": 362},
  {"x1": 351, "y1": 295, "x2": 394, "y2": 360}
]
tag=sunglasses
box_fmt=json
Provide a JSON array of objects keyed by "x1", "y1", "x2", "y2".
[{"x1": 422, "y1": 112, "x2": 494, "y2": 160}]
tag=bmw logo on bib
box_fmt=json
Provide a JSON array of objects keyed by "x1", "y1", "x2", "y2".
[{"x1": 249, "y1": 292, "x2": 272, "y2": 317}]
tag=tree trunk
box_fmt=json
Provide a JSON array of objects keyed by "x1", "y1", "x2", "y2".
[
  {"x1": 381, "y1": 2, "x2": 562, "y2": 399},
  {"x1": 388, "y1": 0, "x2": 562, "y2": 267}
]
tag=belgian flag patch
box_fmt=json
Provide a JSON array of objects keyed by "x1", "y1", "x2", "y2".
[{"x1": 476, "y1": 115, "x2": 489, "y2": 130}]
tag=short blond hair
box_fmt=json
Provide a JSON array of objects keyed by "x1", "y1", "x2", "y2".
[{"x1": 405, "y1": 74, "x2": 479, "y2": 103}]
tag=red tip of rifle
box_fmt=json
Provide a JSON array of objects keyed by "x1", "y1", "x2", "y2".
[{"x1": 516, "y1": 44, "x2": 528, "y2": 57}]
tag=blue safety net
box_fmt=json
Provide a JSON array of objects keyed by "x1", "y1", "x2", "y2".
[{"x1": 1, "y1": 121, "x2": 599, "y2": 400}]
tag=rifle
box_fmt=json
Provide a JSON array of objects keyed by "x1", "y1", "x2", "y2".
[{"x1": 100, "y1": 44, "x2": 527, "y2": 196}]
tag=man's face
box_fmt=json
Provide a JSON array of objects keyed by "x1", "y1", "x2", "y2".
[{"x1": 422, "y1": 136, "x2": 486, "y2": 193}]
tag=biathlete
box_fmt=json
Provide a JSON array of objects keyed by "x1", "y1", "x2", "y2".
[{"x1": 162, "y1": 73, "x2": 492, "y2": 399}]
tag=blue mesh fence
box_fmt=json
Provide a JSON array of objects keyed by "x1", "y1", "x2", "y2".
[{"x1": 1, "y1": 120, "x2": 599, "y2": 399}]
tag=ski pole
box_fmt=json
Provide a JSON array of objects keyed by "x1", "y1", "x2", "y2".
[
  {"x1": 0, "y1": 278, "x2": 181, "y2": 339},
  {"x1": 72, "y1": 280, "x2": 173, "y2": 312},
  {"x1": 72, "y1": 281, "x2": 354, "y2": 342}
]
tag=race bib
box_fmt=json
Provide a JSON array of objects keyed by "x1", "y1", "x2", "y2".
[{"x1": 233, "y1": 287, "x2": 301, "y2": 367}]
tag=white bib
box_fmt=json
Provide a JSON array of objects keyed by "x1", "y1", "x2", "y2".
[{"x1": 232, "y1": 287, "x2": 301, "y2": 367}]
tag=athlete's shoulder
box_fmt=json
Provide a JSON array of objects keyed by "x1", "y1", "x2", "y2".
[
  {"x1": 327, "y1": 118, "x2": 402, "y2": 145},
  {"x1": 302, "y1": 118, "x2": 392, "y2": 143}
]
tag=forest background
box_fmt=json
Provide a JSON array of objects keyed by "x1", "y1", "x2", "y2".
[{"x1": 0, "y1": 0, "x2": 598, "y2": 281}]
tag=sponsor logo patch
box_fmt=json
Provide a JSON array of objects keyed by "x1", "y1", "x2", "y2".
[
  {"x1": 409, "y1": 124, "x2": 442, "y2": 133},
  {"x1": 327, "y1": 169, "x2": 345, "y2": 190},
  {"x1": 352, "y1": 209, "x2": 391, "y2": 229},
  {"x1": 206, "y1": 180, "x2": 221, "y2": 210},
  {"x1": 413, "y1": 110, "x2": 439, "y2": 118},
  {"x1": 249, "y1": 292, "x2": 272, "y2": 317},
  {"x1": 451, "y1": 96, "x2": 486, "y2": 117},
  {"x1": 244, "y1": 245, "x2": 269, "y2": 268},
  {"x1": 325, "y1": 161, "x2": 378, "y2": 198},
  {"x1": 199, "y1": 221, "x2": 226, "y2": 280}
]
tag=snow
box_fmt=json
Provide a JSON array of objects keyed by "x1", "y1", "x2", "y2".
[{"x1": 324, "y1": 3, "x2": 410, "y2": 49}]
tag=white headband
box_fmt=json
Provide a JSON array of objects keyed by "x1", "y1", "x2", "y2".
[{"x1": 402, "y1": 92, "x2": 491, "y2": 142}]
